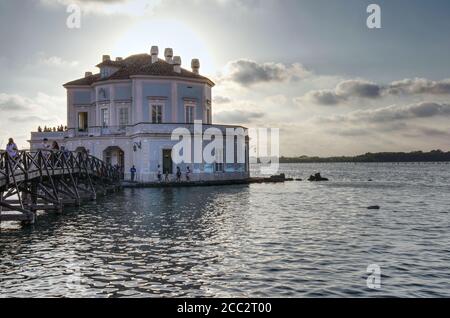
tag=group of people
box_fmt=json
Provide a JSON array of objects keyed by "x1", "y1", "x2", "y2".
[
  {"x1": 37, "y1": 125, "x2": 67, "y2": 133},
  {"x1": 174, "y1": 166, "x2": 191, "y2": 182},
  {"x1": 129, "y1": 165, "x2": 192, "y2": 183},
  {"x1": 4, "y1": 137, "x2": 66, "y2": 159},
  {"x1": 40, "y1": 138, "x2": 65, "y2": 153}
]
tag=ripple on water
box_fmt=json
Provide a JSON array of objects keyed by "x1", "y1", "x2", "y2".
[{"x1": 1, "y1": 163, "x2": 450, "y2": 297}]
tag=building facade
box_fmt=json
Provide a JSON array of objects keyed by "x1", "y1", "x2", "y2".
[{"x1": 30, "y1": 46, "x2": 250, "y2": 182}]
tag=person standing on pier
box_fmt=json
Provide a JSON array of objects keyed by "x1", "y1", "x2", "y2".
[
  {"x1": 157, "y1": 165, "x2": 162, "y2": 182},
  {"x1": 186, "y1": 166, "x2": 191, "y2": 182},
  {"x1": 164, "y1": 170, "x2": 170, "y2": 182},
  {"x1": 5, "y1": 138, "x2": 19, "y2": 159},
  {"x1": 176, "y1": 167, "x2": 182, "y2": 182},
  {"x1": 130, "y1": 165, "x2": 137, "y2": 182}
]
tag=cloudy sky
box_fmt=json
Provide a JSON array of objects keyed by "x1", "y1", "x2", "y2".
[{"x1": 1, "y1": 0, "x2": 450, "y2": 156}]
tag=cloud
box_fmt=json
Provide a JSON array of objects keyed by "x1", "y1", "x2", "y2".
[
  {"x1": 221, "y1": 59, "x2": 310, "y2": 86},
  {"x1": 330, "y1": 127, "x2": 372, "y2": 137},
  {"x1": 77, "y1": 0, "x2": 126, "y2": 2},
  {"x1": 385, "y1": 78, "x2": 450, "y2": 95},
  {"x1": 37, "y1": 55, "x2": 79, "y2": 68},
  {"x1": 0, "y1": 92, "x2": 65, "y2": 147},
  {"x1": 330, "y1": 123, "x2": 450, "y2": 139},
  {"x1": 215, "y1": 110, "x2": 265, "y2": 123},
  {"x1": 0, "y1": 93, "x2": 32, "y2": 111},
  {"x1": 214, "y1": 0, "x2": 264, "y2": 10},
  {"x1": 40, "y1": 0, "x2": 269, "y2": 18},
  {"x1": 361, "y1": 102, "x2": 450, "y2": 123},
  {"x1": 213, "y1": 96, "x2": 232, "y2": 104},
  {"x1": 40, "y1": 0, "x2": 128, "y2": 7},
  {"x1": 417, "y1": 127, "x2": 450, "y2": 137},
  {"x1": 320, "y1": 102, "x2": 450, "y2": 124},
  {"x1": 8, "y1": 115, "x2": 51, "y2": 122},
  {"x1": 300, "y1": 89, "x2": 343, "y2": 106},
  {"x1": 299, "y1": 79, "x2": 381, "y2": 105},
  {"x1": 301, "y1": 78, "x2": 450, "y2": 105},
  {"x1": 39, "y1": 0, "x2": 159, "y2": 16},
  {"x1": 336, "y1": 80, "x2": 381, "y2": 98},
  {"x1": 265, "y1": 94, "x2": 288, "y2": 105},
  {"x1": 0, "y1": 92, "x2": 65, "y2": 118}
]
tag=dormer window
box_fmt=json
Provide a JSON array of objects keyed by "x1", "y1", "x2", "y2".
[{"x1": 100, "y1": 67, "x2": 110, "y2": 78}]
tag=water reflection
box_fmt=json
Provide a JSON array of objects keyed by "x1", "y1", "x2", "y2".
[
  {"x1": 1, "y1": 163, "x2": 450, "y2": 297},
  {"x1": 1, "y1": 185, "x2": 252, "y2": 297}
]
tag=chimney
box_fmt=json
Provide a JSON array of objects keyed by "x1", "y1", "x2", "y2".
[
  {"x1": 172, "y1": 56, "x2": 181, "y2": 73},
  {"x1": 164, "y1": 48, "x2": 173, "y2": 63},
  {"x1": 116, "y1": 57, "x2": 123, "y2": 61},
  {"x1": 102, "y1": 55, "x2": 110, "y2": 62},
  {"x1": 150, "y1": 46, "x2": 159, "y2": 63},
  {"x1": 85, "y1": 71, "x2": 93, "y2": 78},
  {"x1": 191, "y1": 59, "x2": 200, "y2": 74}
]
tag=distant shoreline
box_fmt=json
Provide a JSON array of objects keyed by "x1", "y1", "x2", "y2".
[{"x1": 278, "y1": 150, "x2": 450, "y2": 163}]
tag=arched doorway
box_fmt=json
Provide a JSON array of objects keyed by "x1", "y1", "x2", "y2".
[{"x1": 103, "y1": 146, "x2": 125, "y2": 179}]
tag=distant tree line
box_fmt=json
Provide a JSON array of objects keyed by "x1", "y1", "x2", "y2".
[{"x1": 279, "y1": 150, "x2": 450, "y2": 163}]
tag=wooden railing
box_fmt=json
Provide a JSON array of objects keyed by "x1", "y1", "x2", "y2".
[
  {"x1": 0, "y1": 150, "x2": 121, "y2": 224},
  {"x1": 0, "y1": 150, "x2": 120, "y2": 185}
]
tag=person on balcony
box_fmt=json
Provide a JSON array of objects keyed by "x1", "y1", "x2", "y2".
[{"x1": 5, "y1": 138, "x2": 19, "y2": 159}]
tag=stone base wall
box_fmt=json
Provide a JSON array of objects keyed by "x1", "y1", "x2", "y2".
[{"x1": 129, "y1": 171, "x2": 249, "y2": 183}]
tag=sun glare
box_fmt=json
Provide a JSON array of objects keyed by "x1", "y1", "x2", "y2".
[{"x1": 111, "y1": 20, "x2": 216, "y2": 76}]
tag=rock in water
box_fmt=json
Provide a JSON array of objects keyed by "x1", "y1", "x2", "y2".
[
  {"x1": 270, "y1": 173, "x2": 286, "y2": 180},
  {"x1": 308, "y1": 172, "x2": 329, "y2": 182}
]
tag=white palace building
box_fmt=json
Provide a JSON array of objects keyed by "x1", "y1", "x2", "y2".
[{"x1": 29, "y1": 46, "x2": 250, "y2": 182}]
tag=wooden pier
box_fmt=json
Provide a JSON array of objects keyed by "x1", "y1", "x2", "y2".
[{"x1": 0, "y1": 150, "x2": 121, "y2": 225}]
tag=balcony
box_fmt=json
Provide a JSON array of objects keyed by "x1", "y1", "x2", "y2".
[
  {"x1": 30, "y1": 131, "x2": 67, "y2": 140},
  {"x1": 66, "y1": 123, "x2": 248, "y2": 138},
  {"x1": 67, "y1": 126, "x2": 127, "y2": 138}
]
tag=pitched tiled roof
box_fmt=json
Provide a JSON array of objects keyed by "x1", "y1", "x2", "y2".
[{"x1": 64, "y1": 54, "x2": 214, "y2": 87}]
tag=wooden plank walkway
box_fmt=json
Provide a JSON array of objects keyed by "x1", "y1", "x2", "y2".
[{"x1": 0, "y1": 150, "x2": 121, "y2": 225}]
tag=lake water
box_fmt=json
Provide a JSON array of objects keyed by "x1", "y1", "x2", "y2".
[{"x1": 1, "y1": 163, "x2": 449, "y2": 297}]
